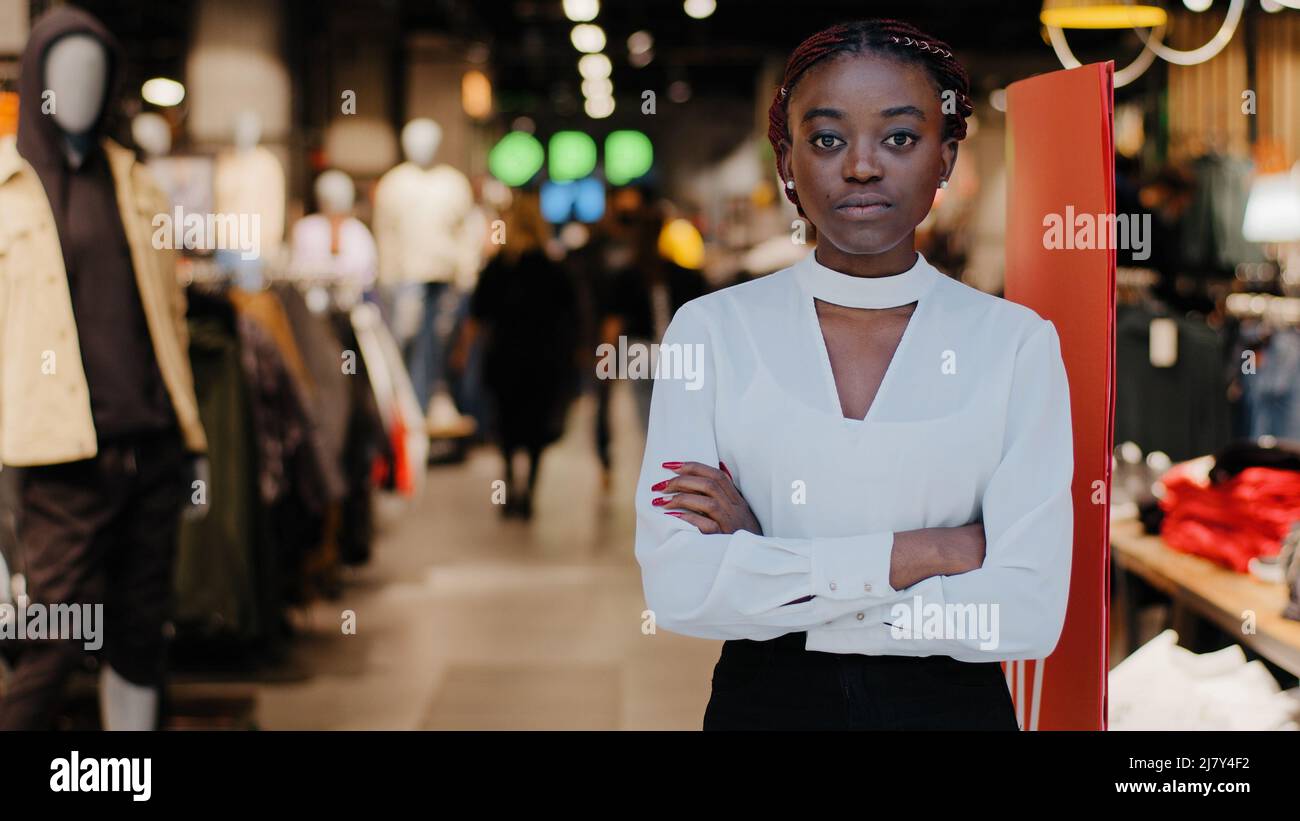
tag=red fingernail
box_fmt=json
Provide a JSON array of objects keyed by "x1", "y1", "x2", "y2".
[
  {"x1": 665, "y1": 511, "x2": 684, "y2": 517},
  {"x1": 651, "y1": 480, "x2": 668, "y2": 491},
  {"x1": 720, "y1": 461, "x2": 730, "y2": 474},
  {"x1": 652, "y1": 496, "x2": 669, "y2": 506},
  {"x1": 661, "y1": 461, "x2": 683, "y2": 470}
]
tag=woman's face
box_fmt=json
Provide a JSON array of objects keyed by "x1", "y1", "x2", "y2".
[{"x1": 781, "y1": 52, "x2": 958, "y2": 271}]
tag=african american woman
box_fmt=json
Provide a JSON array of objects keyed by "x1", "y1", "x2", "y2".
[{"x1": 634, "y1": 19, "x2": 1075, "y2": 731}]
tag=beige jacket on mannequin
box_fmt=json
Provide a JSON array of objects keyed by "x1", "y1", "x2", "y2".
[{"x1": 0, "y1": 135, "x2": 207, "y2": 467}]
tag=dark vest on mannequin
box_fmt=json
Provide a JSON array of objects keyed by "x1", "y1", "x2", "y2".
[{"x1": 16, "y1": 7, "x2": 174, "y2": 442}]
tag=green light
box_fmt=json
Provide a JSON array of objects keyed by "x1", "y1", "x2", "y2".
[
  {"x1": 548, "y1": 131, "x2": 597, "y2": 182},
  {"x1": 604, "y1": 130, "x2": 653, "y2": 185},
  {"x1": 488, "y1": 131, "x2": 545, "y2": 186}
]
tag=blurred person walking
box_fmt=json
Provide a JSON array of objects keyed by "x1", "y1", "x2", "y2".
[
  {"x1": 451, "y1": 194, "x2": 582, "y2": 519},
  {"x1": 601, "y1": 204, "x2": 708, "y2": 432}
]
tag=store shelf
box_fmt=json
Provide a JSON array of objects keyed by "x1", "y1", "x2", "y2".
[{"x1": 1111, "y1": 516, "x2": 1300, "y2": 678}]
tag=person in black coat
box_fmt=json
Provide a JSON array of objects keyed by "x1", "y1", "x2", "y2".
[{"x1": 452, "y1": 194, "x2": 582, "y2": 519}]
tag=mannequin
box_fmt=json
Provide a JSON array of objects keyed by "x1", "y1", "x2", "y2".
[
  {"x1": 0, "y1": 6, "x2": 207, "y2": 730},
  {"x1": 374, "y1": 118, "x2": 478, "y2": 417},
  {"x1": 131, "y1": 112, "x2": 171, "y2": 160},
  {"x1": 290, "y1": 169, "x2": 377, "y2": 297},
  {"x1": 214, "y1": 110, "x2": 285, "y2": 286},
  {"x1": 44, "y1": 34, "x2": 107, "y2": 168}
]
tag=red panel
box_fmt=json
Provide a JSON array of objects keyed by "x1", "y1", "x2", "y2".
[{"x1": 1003, "y1": 62, "x2": 1116, "y2": 730}]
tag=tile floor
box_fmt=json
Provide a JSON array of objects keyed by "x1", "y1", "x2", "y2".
[{"x1": 253, "y1": 383, "x2": 721, "y2": 730}]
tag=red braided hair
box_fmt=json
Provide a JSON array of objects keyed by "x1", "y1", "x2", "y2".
[{"x1": 768, "y1": 19, "x2": 974, "y2": 218}]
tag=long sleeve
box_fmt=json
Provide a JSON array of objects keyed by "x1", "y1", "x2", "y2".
[
  {"x1": 823, "y1": 319, "x2": 1075, "y2": 661},
  {"x1": 634, "y1": 300, "x2": 925, "y2": 641},
  {"x1": 373, "y1": 174, "x2": 400, "y2": 284}
]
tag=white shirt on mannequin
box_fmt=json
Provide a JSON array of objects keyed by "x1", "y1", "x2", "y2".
[
  {"x1": 634, "y1": 249, "x2": 1075, "y2": 662},
  {"x1": 214, "y1": 145, "x2": 285, "y2": 253},
  {"x1": 373, "y1": 162, "x2": 475, "y2": 286}
]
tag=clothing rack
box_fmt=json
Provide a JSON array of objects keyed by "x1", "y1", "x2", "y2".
[{"x1": 178, "y1": 256, "x2": 368, "y2": 310}]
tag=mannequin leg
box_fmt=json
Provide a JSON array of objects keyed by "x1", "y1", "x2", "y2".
[
  {"x1": 407, "y1": 283, "x2": 438, "y2": 414},
  {"x1": 104, "y1": 432, "x2": 187, "y2": 732},
  {"x1": 99, "y1": 664, "x2": 158, "y2": 731},
  {"x1": 0, "y1": 458, "x2": 116, "y2": 730}
]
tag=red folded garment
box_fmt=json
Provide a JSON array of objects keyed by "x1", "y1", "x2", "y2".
[{"x1": 1158, "y1": 464, "x2": 1300, "y2": 573}]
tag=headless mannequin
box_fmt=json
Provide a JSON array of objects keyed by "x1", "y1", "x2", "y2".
[
  {"x1": 41, "y1": 33, "x2": 160, "y2": 732},
  {"x1": 215, "y1": 111, "x2": 285, "y2": 285},
  {"x1": 131, "y1": 112, "x2": 171, "y2": 160},
  {"x1": 316, "y1": 168, "x2": 356, "y2": 244},
  {"x1": 402, "y1": 118, "x2": 439, "y2": 170},
  {"x1": 374, "y1": 118, "x2": 476, "y2": 415},
  {"x1": 290, "y1": 169, "x2": 376, "y2": 299},
  {"x1": 44, "y1": 35, "x2": 106, "y2": 169}
]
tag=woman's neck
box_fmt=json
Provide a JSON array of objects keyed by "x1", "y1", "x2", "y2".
[{"x1": 814, "y1": 235, "x2": 917, "y2": 278}]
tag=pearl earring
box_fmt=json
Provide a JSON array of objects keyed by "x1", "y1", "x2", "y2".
[
  {"x1": 785, "y1": 180, "x2": 795, "y2": 190},
  {"x1": 939, "y1": 179, "x2": 949, "y2": 189}
]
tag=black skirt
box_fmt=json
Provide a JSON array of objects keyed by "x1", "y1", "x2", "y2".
[{"x1": 703, "y1": 630, "x2": 1021, "y2": 730}]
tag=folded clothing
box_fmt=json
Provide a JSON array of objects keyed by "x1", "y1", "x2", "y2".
[
  {"x1": 1159, "y1": 456, "x2": 1300, "y2": 572},
  {"x1": 1109, "y1": 629, "x2": 1300, "y2": 730}
]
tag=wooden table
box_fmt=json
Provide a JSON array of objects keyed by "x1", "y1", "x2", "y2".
[{"x1": 1110, "y1": 516, "x2": 1300, "y2": 677}]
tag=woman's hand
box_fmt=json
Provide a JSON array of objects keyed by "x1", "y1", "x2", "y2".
[{"x1": 651, "y1": 460, "x2": 763, "y2": 536}]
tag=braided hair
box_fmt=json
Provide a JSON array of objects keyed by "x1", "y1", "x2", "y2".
[{"x1": 768, "y1": 19, "x2": 974, "y2": 218}]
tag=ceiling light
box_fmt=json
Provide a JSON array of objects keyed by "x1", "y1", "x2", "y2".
[
  {"x1": 628, "y1": 31, "x2": 653, "y2": 55},
  {"x1": 582, "y1": 77, "x2": 613, "y2": 98},
  {"x1": 1039, "y1": 1, "x2": 1167, "y2": 28},
  {"x1": 563, "y1": 0, "x2": 599, "y2": 22},
  {"x1": 584, "y1": 96, "x2": 615, "y2": 119},
  {"x1": 571, "y1": 24, "x2": 606, "y2": 53},
  {"x1": 684, "y1": 0, "x2": 716, "y2": 20},
  {"x1": 578, "y1": 53, "x2": 611, "y2": 79},
  {"x1": 142, "y1": 77, "x2": 185, "y2": 107}
]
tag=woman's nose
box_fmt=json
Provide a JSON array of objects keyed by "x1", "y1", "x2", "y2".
[{"x1": 844, "y1": 143, "x2": 884, "y2": 182}]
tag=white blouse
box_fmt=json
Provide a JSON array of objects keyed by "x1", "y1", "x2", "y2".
[{"x1": 634, "y1": 249, "x2": 1074, "y2": 662}]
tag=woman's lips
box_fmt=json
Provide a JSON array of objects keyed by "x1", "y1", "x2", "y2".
[{"x1": 835, "y1": 203, "x2": 891, "y2": 219}]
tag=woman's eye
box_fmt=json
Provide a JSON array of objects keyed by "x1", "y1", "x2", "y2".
[
  {"x1": 811, "y1": 134, "x2": 843, "y2": 149},
  {"x1": 886, "y1": 133, "x2": 917, "y2": 147}
]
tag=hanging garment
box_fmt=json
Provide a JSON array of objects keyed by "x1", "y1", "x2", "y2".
[
  {"x1": 351, "y1": 302, "x2": 427, "y2": 496},
  {"x1": 1238, "y1": 326, "x2": 1300, "y2": 441},
  {"x1": 1114, "y1": 304, "x2": 1232, "y2": 461},
  {"x1": 175, "y1": 297, "x2": 263, "y2": 645},
  {"x1": 331, "y1": 310, "x2": 385, "y2": 565},
  {"x1": 275, "y1": 283, "x2": 349, "y2": 500},
  {"x1": 233, "y1": 310, "x2": 328, "y2": 607},
  {"x1": 1179, "y1": 153, "x2": 1266, "y2": 275}
]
